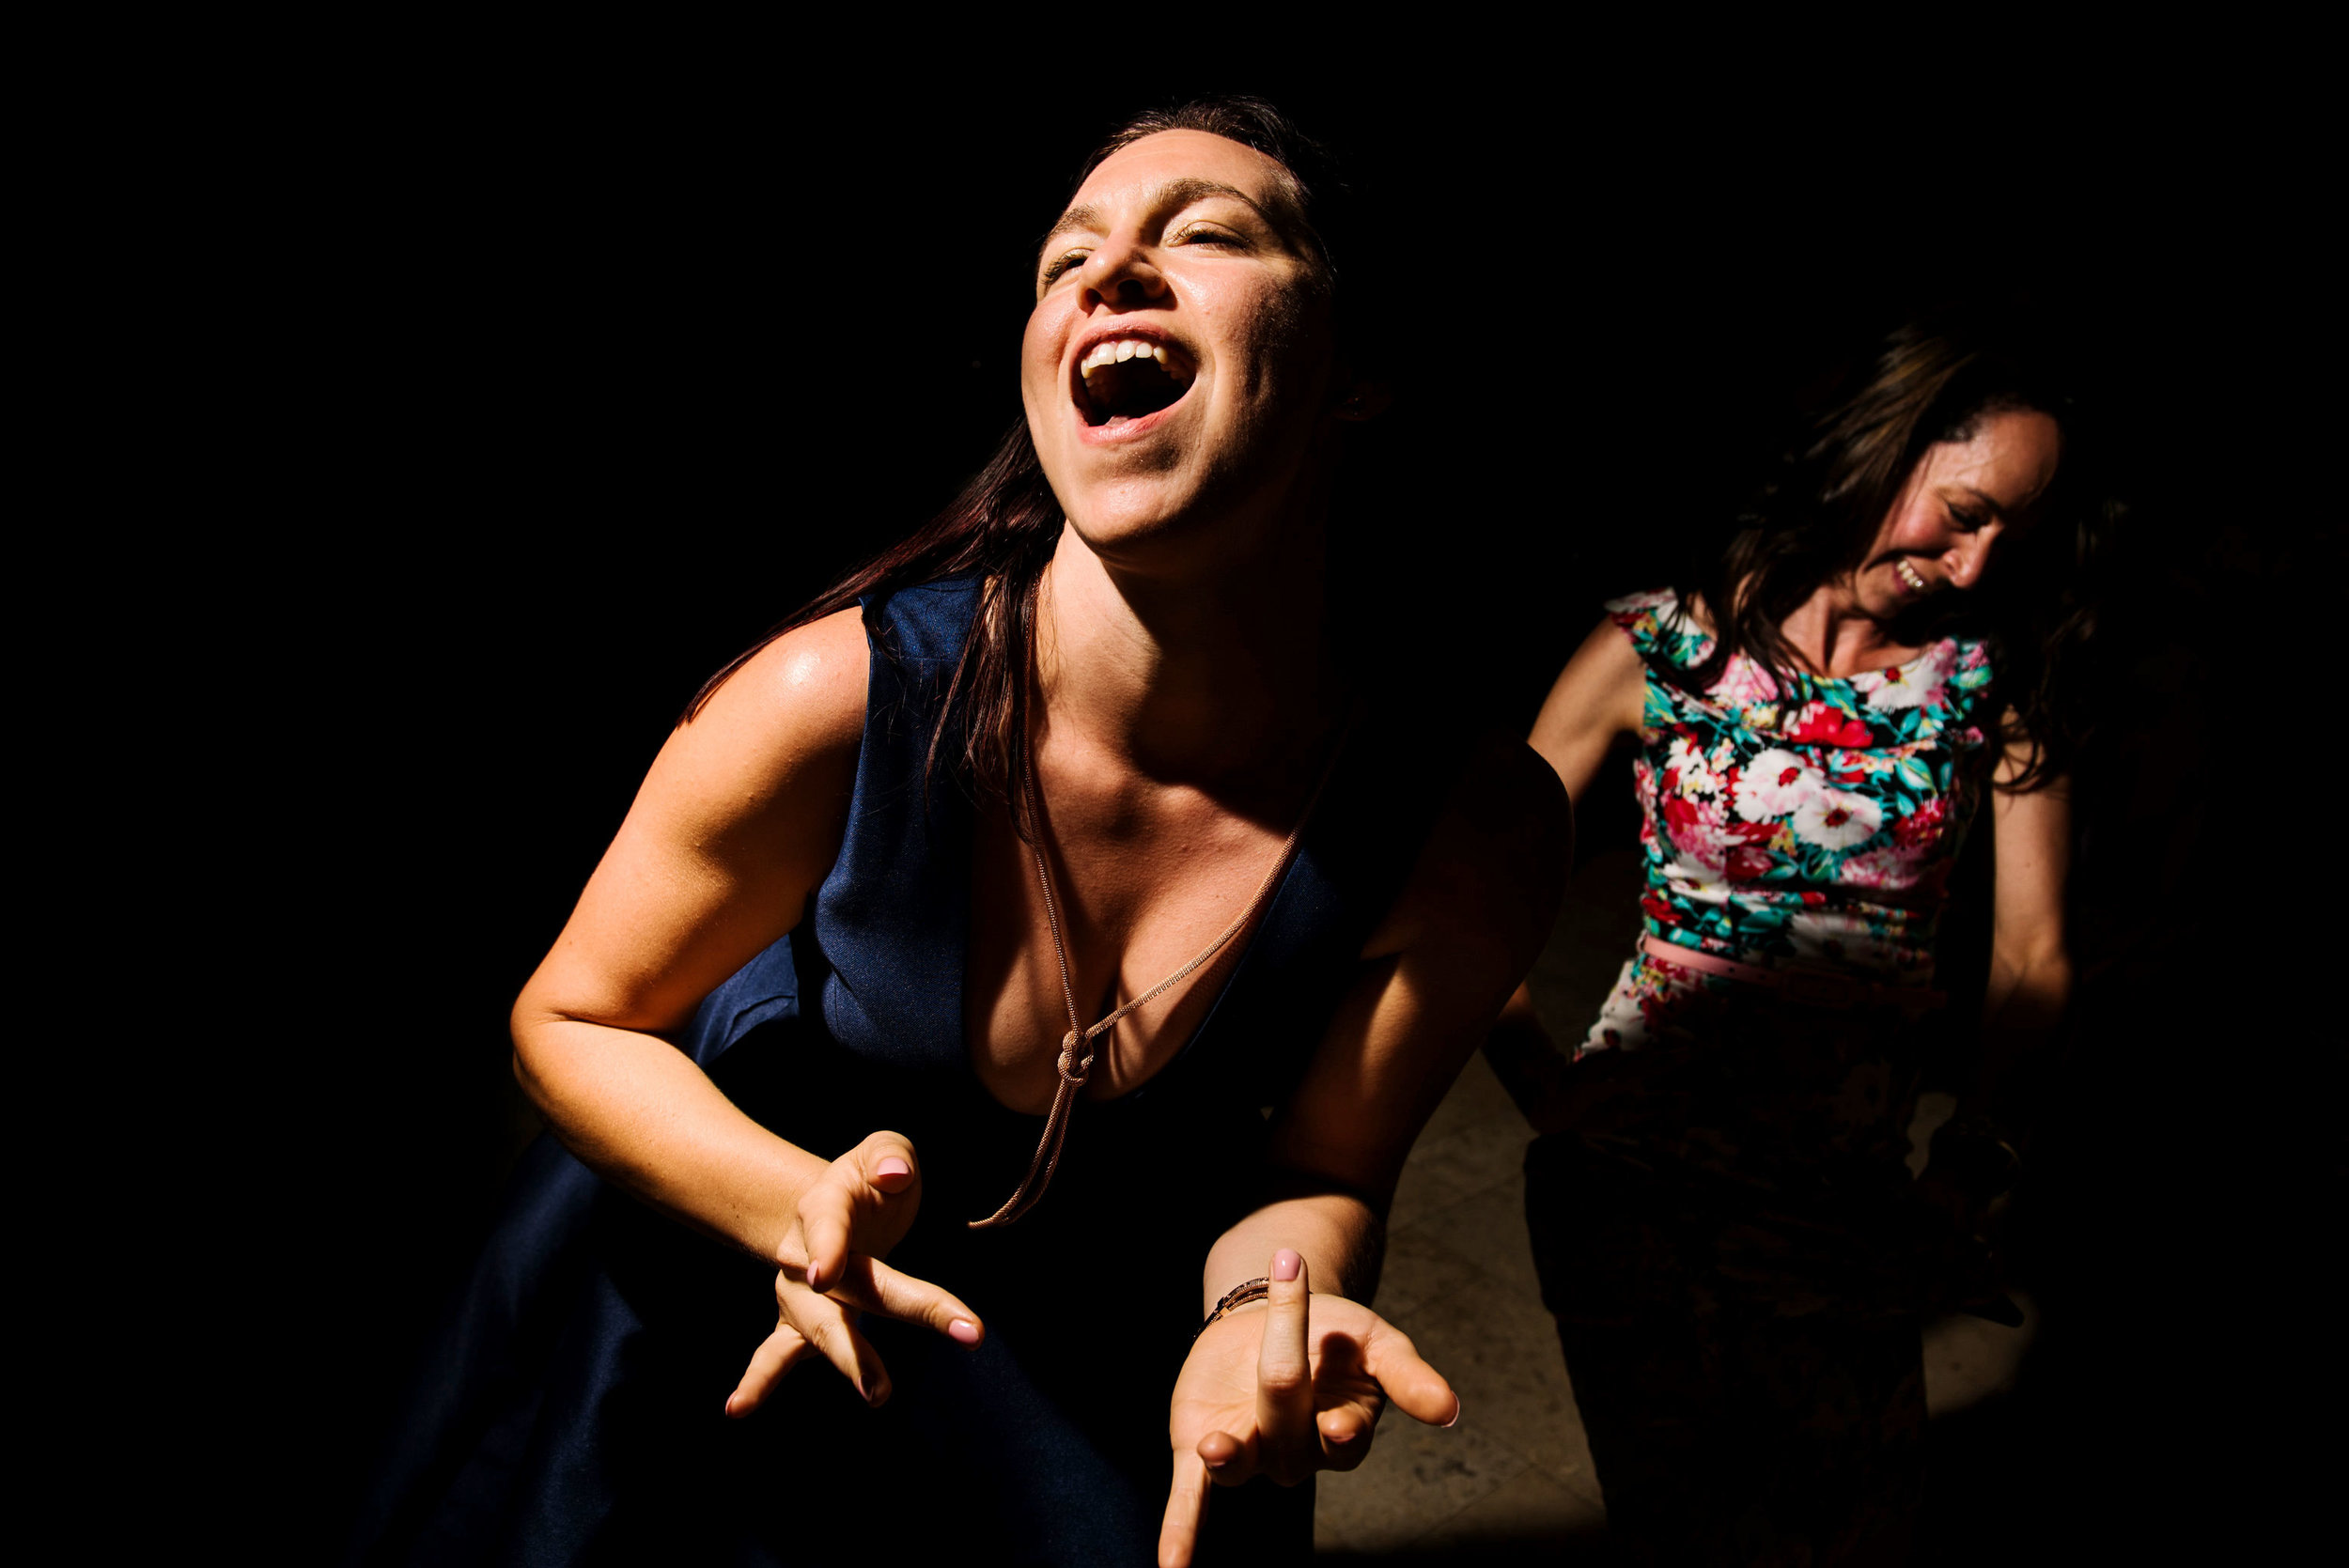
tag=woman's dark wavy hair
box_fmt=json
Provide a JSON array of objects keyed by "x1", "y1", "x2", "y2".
[
  {"x1": 682, "y1": 97, "x2": 1364, "y2": 833},
  {"x1": 1672, "y1": 310, "x2": 2113, "y2": 792}
]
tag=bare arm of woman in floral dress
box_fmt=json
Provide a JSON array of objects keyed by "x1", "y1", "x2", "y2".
[
  {"x1": 1476, "y1": 620, "x2": 1647, "y2": 1128},
  {"x1": 1983, "y1": 737, "x2": 2072, "y2": 1110}
]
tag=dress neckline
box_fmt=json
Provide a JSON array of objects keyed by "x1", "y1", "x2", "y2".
[
  {"x1": 1660, "y1": 590, "x2": 1954, "y2": 686},
  {"x1": 956, "y1": 755, "x2": 1331, "y2": 1122}
]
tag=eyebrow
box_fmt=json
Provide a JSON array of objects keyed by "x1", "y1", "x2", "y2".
[
  {"x1": 1958, "y1": 485, "x2": 2012, "y2": 520},
  {"x1": 1041, "y1": 178, "x2": 1277, "y2": 251}
]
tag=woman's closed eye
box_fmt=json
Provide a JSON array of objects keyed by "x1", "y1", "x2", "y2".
[
  {"x1": 1040, "y1": 248, "x2": 1091, "y2": 287},
  {"x1": 1172, "y1": 224, "x2": 1245, "y2": 248}
]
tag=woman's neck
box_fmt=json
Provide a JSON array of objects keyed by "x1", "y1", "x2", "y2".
[
  {"x1": 1036, "y1": 519, "x2": 1340, "y2": 788},
  {"x1": 1778, "y1": 579, "x2": 1921, "y2": 678}
]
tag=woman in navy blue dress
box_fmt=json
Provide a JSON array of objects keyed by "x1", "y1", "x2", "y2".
[{"x1": 356, "y1": 100, "x2": 1568, "y2": 1566}]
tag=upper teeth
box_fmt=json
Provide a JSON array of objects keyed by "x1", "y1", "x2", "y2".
[
  {"x1": 1896, "y1": 560, "x2": 1927, "y2": 592},
  {"x1": 1080, "y1": 337, "x2": 1190, "y2": 381}
]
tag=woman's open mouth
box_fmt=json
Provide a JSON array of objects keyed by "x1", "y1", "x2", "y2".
[{"x1": 1073, "y1": 334, "x2": 1195, "y2": 431}]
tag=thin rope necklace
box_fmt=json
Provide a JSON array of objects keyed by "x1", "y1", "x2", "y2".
[{"x1": 969, "y1": 720, "x2": 1349, "y2": 1229}]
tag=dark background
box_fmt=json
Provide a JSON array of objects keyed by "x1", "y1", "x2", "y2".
[{"x1": 157, "y1": 57, "x2": 2331, "y2": 1560}]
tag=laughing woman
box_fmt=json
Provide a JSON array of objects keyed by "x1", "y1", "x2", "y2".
[
  {"x1": 353, "y1": 100, "x2": 1566, "y2": 1568},
  {"x1": 1494, "y1": 317, "x2": 2104, "y2": 1564}
]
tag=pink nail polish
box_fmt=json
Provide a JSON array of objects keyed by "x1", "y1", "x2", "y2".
[
  {"x1": 948, "y1": 1318, "x2": 980, "y2": 1345},
  {"x1": 1272, "y1": 1249, "x2": 1301, "y2": 1282},
  {"x1": 876, "y1": 1157, "x2": 911, "y2": 1179}
]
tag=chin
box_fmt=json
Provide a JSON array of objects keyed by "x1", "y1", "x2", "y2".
[
  {"x1": 1069, "y1": 482, "x2": 1298, "y2": 585},
  {"x1": 1061, "y1": 483, "x2": 1206, "y2": 558}
]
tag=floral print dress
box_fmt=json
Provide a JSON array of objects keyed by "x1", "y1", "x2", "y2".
[{"x1": 1584, "y1": 588, "x2": 1999, "y2": 1056}]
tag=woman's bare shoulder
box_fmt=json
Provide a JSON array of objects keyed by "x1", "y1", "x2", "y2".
[
  {"x1": 668, "y1": 606, "x2": 870, "y2": 769},
  {"x1": 1570, "y1": 613, "x2": 1649, "y2": 678},
  {"x1": 630, "y1": 605, "x2": 872, "y2": 851},
  {"x1": 1531, "y1": 616, "x2": 1648, "y2": 773},
  {"x1": 517, "y1": 606, "x2": 875, "y2": 1038}
]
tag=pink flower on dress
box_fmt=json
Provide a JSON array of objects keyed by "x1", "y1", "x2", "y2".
[
  {"x1": 1711, "y1": 654, "x2": 1781, "y2": 709},
  {"x1": 1792, "y1": 788, "x2": 1882, "y2": 850},
  {"x1": 1663, "y1": 788, "x2": 1735, "y2": 871},
  {"x1": 1735, "y1": 748, "x2": 1822, "y2": 820},
  {"x1": 1838, "y1": 845, "x2": 1919, "y2": 891}
]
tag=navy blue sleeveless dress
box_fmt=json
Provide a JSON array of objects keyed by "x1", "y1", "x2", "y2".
[{"x1": 351, "y1": 577, "x2": 1458, "y2": 1566}]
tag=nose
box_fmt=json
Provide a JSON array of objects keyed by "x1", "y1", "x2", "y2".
[
  {"x1": 1078, "y1": 233, "x2": 1168, "y2": 310},
  {"x1": 1942, "y1": 526, "x2": 1999, "y2": 591}
]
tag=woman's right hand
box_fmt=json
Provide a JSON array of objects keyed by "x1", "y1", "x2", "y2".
[{"x1": 723, "y1": 1130, "x2": 984, "y2": 1416}]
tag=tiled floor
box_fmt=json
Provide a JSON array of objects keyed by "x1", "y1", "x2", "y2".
[{"x1": 1310, "y1": 849, "x2": 2034, "y2": 1560}]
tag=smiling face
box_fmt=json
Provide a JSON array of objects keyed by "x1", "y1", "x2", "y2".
[
  {"x1": 1021, "y1": 130, "x2": 1343, "y2": 576},
  {"x1": 1851, "y1": 408, "x2": 2063, "y2": 619}
]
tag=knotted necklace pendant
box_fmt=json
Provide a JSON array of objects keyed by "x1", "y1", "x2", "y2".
[{"x1": 968, "y1": 722, "x2": 1349, "y2": 1231}]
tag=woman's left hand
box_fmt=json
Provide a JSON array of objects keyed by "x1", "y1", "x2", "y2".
[{"x1": 1157, "y1": 1250, "x2": 1458, "y2": 1568}]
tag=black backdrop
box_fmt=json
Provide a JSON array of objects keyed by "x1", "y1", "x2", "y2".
[{"x1": 174, "y1": 60, "x2": 2330, "y2": 1560}]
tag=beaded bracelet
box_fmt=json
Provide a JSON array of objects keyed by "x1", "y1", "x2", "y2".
[{"x1": 1194, "y1": 1277, "x2": 1269, "y2": 1341}]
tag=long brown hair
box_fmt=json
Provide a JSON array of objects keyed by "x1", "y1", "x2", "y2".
[
  {"x1": 683, "y1": 97, "x2": 1363, "y2": 831},
  {"x1": 1673, "y1": 311, "x2": 2112, "y2": 792}
]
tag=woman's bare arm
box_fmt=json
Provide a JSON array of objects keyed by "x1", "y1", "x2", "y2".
[
  {"x1": 1212, "y1": 735, "x2": 1573, "y2": 1301},
  {"x1": 1977, "y1": 735, "x2": 2073, "y2": 1126},
  {"x1": 1487, "y1": 615, "x2": 1646, "y2": 1110},
  {"x1": 1158, "y1": 736, "x2": 1571, "y2": 1564},
  {"x1": 509, "y1": 607, "x2": 870, "y2": 1261},
  {"x1": 1527, "y1": 617, "x2": 1648, "y2": 811}
]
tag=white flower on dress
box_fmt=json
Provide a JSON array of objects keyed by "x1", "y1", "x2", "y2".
[
  {"x1": 1860, "y1": 642, "x2": 1956, "y2": 711},
  {"x1": 1662, "y1": 853, "x2": 1733, "y2": 906},
  {"x1": 1791, "y1": 787, "x2": 1883, "y2": 850},
  {"x1": 1667, "y1": 736, "x2": 1721, "y2": 797},
  {"x1": 1735, "y1": 748, "x2": 1823, "y2": 820},
  {"x1": 1788, "y1": 908, "x2": 1905, "y2": 970}
]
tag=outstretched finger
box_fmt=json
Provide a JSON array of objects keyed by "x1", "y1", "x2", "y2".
[
  {"x1": 824, "y1": 1253, "x2": 984, "y2": 1347},
  {"x1": 1157, "y1": 1448, "x2": 1212, "y2": 1568},
  {"x1": 724, "y1": 1322, "x2": 809, "y2": 1418},
  {"x1": 1253, "y1": 1250, "x2": 1314, "y2": 1468},
  {"x1": 1362, "y1": 1319, "x2": 1461, "y2": 1429},
  {"x1": 797, "y1": 1296, "x2": 893, "y2": 1406}
]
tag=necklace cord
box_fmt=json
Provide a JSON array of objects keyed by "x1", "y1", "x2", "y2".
[{"x1": 969, "y1": 718, "x2": 1351, "y2": 1229}]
